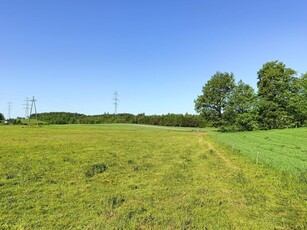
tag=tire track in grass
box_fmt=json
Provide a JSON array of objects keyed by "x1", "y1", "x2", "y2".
[
  {"x1": 197, "y1": 132, "x2": 307, "y2": 229},
  {"x1": 198, "y1": 133, "x2": 239, "y2": 171}
]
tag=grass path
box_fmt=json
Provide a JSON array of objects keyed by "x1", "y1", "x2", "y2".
[
  {"x1": 0, "y1": 125, "x2": 306, "y2": 229},
  {"x1": 202, "y1": 134, "x2": 239, "y2": 171},
  {"x1": 203, "y1": 132, "x2": 307, "y2": 228}
]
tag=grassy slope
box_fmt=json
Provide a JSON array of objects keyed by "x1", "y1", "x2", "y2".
[
  {"x1": 209, "y1": 127, "x2": 307, "y2": 173},
  {"x1": 0, "y1": 125, "x2": 306, "y2": 229}
]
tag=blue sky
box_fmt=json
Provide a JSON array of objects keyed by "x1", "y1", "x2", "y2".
[{"x1": 1, "y1": 0, "x2": 307, "y2": 118}]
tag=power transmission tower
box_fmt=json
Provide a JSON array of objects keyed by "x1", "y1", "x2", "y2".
[
  {"x1": 23, "y1": 97, "x2": 30, "y2": 119},
  {"x1": 113, "y1": 91, "x2": 119, "y2": 115},
  {"x1": 7, "y1": 101, "x2": 12, "y2": 122},
  {"x1": 28, "y1": 96, "x2": 38, "y2": 127}
]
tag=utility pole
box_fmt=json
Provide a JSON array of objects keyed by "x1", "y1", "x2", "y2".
[
  {"x1": 113, "y1": 91, "x2": 119, "y2": 115},
  {"x1": 28, "y1": 96, "x2": 38, "y2": 127}
]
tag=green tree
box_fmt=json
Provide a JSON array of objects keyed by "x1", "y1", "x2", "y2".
[
  {"x1": 195, "y1": 72, "x2": 235, "y2": 127},
  {"x1": 257, "y1": 61, "x2": 297, "y2": 129},
  {"x1": 287, "y1": 73, "x2": 307, "y2": 127},
  {"x1": 224, "y1": 80, "x2": 258, "y2": 131},
  {"x1": 0, "y1": 113, "x2": 5, "y2": 121}
]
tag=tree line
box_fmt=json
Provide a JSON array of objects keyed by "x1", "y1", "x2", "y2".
[
  {"x1": 0, "y1": 113, "x2": 5, "y2": 123},
  {"x1": 33, "y1": 112, "x2": 206, "y2": 127},
  {"x1": 195, "y1": 60, "x2": 307, "y2": 131}
]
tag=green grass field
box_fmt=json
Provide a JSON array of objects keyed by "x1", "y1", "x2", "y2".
[
  {"x1": 209, "y1": 128, "x2": 307, "y2": 173},
  {"x1": 0, "y1": 125, "x2": 306, "y2": 229}
]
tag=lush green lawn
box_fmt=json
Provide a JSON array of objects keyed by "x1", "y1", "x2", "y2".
[
  {"x1": 209, "y1": 127, "x2": 307, "y2": 173},
  {"x1": 0, "y1": 125, "x2": 306, "y2": 229}
]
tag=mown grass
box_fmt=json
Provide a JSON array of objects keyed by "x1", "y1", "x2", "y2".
[
  {"x1": 209, "y1": 127, "x2": 307, "y2": 174},
  {"x1": 0, "y1": 124, "x2": 306, "y2": 229}
]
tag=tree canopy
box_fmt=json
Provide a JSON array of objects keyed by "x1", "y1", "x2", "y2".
[
  {"x1": 0, "y1": 113, "x2": 5, "y2": 121},
  {"x1": 257, "y1": 61, "x2": 297, "y2": 129},
  {"x1": 195, "y1": 60, "x2": 307, "y2": 131},
  {"x1": 224, "y1": 80, "x2": 258, "y2": 131},
  {"x1": 194, "y1": 72, "x2": 235, "y2": 127}
]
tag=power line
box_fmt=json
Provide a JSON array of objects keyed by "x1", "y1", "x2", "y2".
[
  {"x1": 113, "y1": 91, "x2": 119, "y2": 115},
  {"x1": 28, "y1": 96, "x2": 38, "y2": 127}
]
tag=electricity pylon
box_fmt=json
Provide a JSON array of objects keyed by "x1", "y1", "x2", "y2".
[
  {"x1": 113, "y1": 91, "x2": 119, "y2": 115},
  {"x1": 28, "y1": 96, "x2": 38, "y2": 126}
]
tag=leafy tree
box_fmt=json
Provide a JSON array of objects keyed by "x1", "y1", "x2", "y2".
[
  {"x1": 257, "y1": 61, "x2": 297, "y2": 129},
  {"x1": 287, "y1": 73, "x2": 307, "y2": 127},
  {"x1": 195, "y1": 72, "x2": 235, "y2": 126},
  {"x1": 224, "y1": 80, "x2": 258, "y2": 131},
  {"x1": 0, "y1": 113, "x2": 4, "y2": 121}
]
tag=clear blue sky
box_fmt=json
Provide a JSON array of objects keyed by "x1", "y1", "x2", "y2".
[{"x1": 1, "y1": 0, "x2": 306, "y2": 118}]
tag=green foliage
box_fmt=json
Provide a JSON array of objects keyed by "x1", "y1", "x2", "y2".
[
  {"x1": 223, "y1": 80, "x2": 258, "y2": 131},
  {"x1": 234, "y1": 112, "x2": 258, "y2": 131},
  {"x1": 195, "y1": 74, "x2": 257, "y2": 131},
  {"x1": 6, "y1": 118, "x2": 22, "y2": 125},
  {"x1": 220, "y1": 112, "x2": 258, "y2": 132},
  {"x1": 287, "y1": 73, "x2": 307, "y2": 127},
  {"x1": 195, "y1": 72, "x2": 235, "y2": 127},
  {"x1": 0, "y1": 113, "x2": 4, "y2": 121},
  {"x1": 35, "y1": 112, "x2": 206, "y2": 127},
  {"x1": 257, "y1": 61, "x2": 298, "y2": 129},
  {"x1": 195, "y1": 61, "x2": 307, "y2": 131}
]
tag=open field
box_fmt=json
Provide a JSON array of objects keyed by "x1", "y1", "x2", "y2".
[
  {"x1": 209, "y1": 128, "x2": 307, "y2": 173},
  {"x1": 0, "y1": 124, "x2": 306, "y2": 229}
]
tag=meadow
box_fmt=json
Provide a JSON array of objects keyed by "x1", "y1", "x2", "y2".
[
  {"x1": 0, "y1": 124, "x2": 306, "y2": 229},
  {"x1": 209, "y1": 128, "x2": 307, "y2": 173}
]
